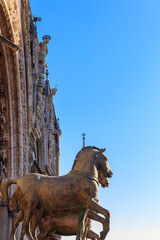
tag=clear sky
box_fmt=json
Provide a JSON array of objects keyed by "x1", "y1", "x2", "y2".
[{"x1": 30, "y1": 0, "x2": 160, "y2": 239}]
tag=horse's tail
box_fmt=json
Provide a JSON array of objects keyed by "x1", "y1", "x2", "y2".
[{"x1": 1, "y1": 178, "x2": 17, "y2": 205}]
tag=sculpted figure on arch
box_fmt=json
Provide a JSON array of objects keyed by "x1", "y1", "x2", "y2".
[{"x1": 1, "y1": 146, "x2": 113, "y2": 240}]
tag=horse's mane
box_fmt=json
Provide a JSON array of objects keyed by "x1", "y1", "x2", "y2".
[{"x1": 71, "y1": 146, "x2": 101, "y2": 170}]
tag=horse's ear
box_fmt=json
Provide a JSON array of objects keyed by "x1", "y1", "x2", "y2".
[{"x1": 100, "y1": 148, "x2": 106, "y2": 153}]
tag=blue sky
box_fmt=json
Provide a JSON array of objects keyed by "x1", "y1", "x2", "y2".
[{"x1": 30, "y1": 0, "x2": 160, "y2": 239}]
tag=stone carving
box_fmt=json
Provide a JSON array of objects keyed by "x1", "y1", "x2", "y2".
[
  {"x1": 0, "y1": 140, "x2": 8, "y2": 149},
  {"x1": 0, "y1": 1, "x2": 61, "y2": 238},
  {"x1": 0, "y1": 155, "x2": 7, "y2": 199},
  {"x1": 48, "y1": 134, "x2": 55, "y2": 166},
  {"x1": 0, "y1": 103, "x2": 6, "y2": 134},
  {"x1": 49, "y1": 86, "x2": 57, "y2": 104},
  {"x1": 39, "y1": 35, "x2": 51, "y2": 74},
  {"x1": 0, "y1": 158, "x2": 7, "y2": 183},
  {"x1": 7, "y1": 0, "x2": 21, "y2": 44},
  {"x1": 0, "y1": 35, "x2": 19, "y2": 51},
  {"x1": 0, "y1": 99, "x2": 8, "y2": 183},
  {"x1": 1, "y1": 146, "x2": 113, "y2": 240},
  {"x1": 34, "y1": 80, "x2": 45, "y2": 129},
  {"x1": 0, "y1": 88, "x2": 5, "y2": 98}
]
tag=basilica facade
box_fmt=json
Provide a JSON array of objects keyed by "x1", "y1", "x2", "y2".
[{"x1": 0, "y1": 0, "x2": 61, "y2": 238}]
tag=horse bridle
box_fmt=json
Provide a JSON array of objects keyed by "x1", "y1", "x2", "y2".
[
  {"x1": 70, "y1": 148, "x2": 107, "y2": 186},
  {"x1": 70, "y1": 170, "x2": 99, "y2": 186}
]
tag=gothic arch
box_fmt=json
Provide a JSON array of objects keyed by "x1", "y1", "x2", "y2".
[{"x1": 0, "y1": 0, "x2": 23, "y2": 179}]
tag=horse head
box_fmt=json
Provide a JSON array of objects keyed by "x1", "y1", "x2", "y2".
[
  {"x1": 72, "y1": 146, "x2": 113, "y2": 184},
  {"x1": 94, "y1": 148, "x2": 113, "y2": 180}
]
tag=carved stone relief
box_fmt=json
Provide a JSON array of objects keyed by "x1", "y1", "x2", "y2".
[
  {"x1": 0, "y1": 158, "x2": 7, "y2": 183},
  {"x1": 0, "y1": 0, "x2": 61, "y2": 180},
  {"x1": 0, "y1": 46, "x2": 9, "y2": 190}
]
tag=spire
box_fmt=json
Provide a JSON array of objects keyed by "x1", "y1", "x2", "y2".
[
  {"x1": 82, "y1": 133, "x2": 86, "y2": 148},
  {"x1": 44, "y1": 68, "x2": 50, "y2": 96},
  {"x1": 46, "y1": 68, "x2": 49, "y2": 81}
]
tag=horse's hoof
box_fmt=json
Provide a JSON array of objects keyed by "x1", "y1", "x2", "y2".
[{"x1": 100, "y1": 231, "x2": 107, "y2": 240}]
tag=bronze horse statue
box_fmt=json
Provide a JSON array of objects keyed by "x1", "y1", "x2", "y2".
[
  {"x1": 1, "y1": 146, "x2": 113, "y2": 240},
  {"x1": 29, "y1": 171, "x2": 110, "y2": 240},
  {"x1": 37, "y1": 209, "x2": 104, "y2": 240},
  {"x1": 8, "y1": 171, "x2": 109, "y2": 240}
]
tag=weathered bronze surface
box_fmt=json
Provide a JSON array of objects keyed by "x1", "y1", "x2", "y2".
[
  {"x1": 30, "y1": 171, "x2": 109, "y2": 240},
  {"x1": 37, "y1": 210, "x2": 103, "y2": 240},
  {"x1": 1, "y1": 146, "x2": 113, "y2": 240}
]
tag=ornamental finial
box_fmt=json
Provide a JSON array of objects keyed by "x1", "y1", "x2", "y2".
[{"x1": 82, "y1": 133, "x2": 86, "y2": 148}]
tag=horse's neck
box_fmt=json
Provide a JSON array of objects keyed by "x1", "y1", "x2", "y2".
[{"x1": 72, "y1": 157, "x2": 98, "y2": 178}]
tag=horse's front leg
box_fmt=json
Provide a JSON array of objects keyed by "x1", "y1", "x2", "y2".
[
  {"x1": 87, "y1": 229, "x2": 100, "y2": 240},
  {"x1": 87, "y1": 210, "x2": 106, "y2": 234},
  {"x1": 81, "y1": 198, "x2": 110, "y2": 240}
]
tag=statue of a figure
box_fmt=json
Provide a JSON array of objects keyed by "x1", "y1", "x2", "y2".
[
  {"x1": 49, "y1": 85, "x2": 57, "y2": 103},
  {"x1": 48, "y1": 134, "x2": 55, "y2": 165},
  {"x1": 35, "y1": 92, "x2": 45, "y2": 128},
  {"x1": 39, "y1": 35, "x2": 51, "y2": 74}
]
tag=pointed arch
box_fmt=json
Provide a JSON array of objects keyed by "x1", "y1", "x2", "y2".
[{"x1": 0, "y1": 0, "x2": 23, "y2": 179}]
